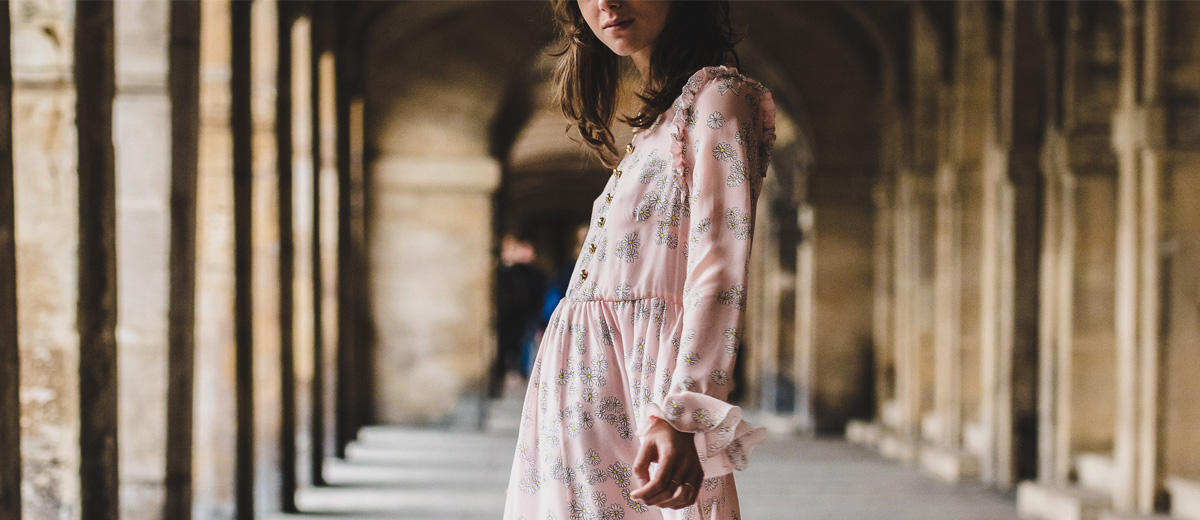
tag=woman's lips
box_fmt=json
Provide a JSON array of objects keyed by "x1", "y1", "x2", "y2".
[{"x1": 604, "y1": 18, "x2": 633, "y2": 31}]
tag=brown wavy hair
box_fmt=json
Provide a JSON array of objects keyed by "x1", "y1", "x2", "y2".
[{"x1": 550, "y1": 0, "x2": 740, "y2": 167}]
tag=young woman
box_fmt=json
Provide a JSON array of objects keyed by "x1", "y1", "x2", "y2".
[{"x1": 504, "y1": 1, "x2": 775, "y2": 518}]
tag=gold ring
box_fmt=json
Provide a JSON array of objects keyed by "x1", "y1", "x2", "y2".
[
  {"x1": 669, "y1": 479, "x2": 681, "y2": 486},
  {"x1": 683, "y1": 481, "x2": 695, "y2": 489}
]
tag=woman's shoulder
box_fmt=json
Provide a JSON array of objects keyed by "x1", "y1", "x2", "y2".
[
  {"x1": 667, "y1": 65, "x2": 778, "y2": 186},
  {"x1": 673, "y1": 65, "x2": 772, "y2": 114}
]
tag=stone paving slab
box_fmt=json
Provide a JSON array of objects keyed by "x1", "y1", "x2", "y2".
[{"x1": 263, "y1": 423, "x2": 1021, "y2": 520}]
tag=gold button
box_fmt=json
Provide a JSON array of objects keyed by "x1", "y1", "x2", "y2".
[
  {"x1": 613, "y1": 168, "x2": 621, "y2": 178},
  {"x1": 597, "y1": 217, "x2": 605, "y2": 227},
  {"x1": 589, "y1": 243, "x2": 596, "y2": 253},
  {"x1": 626, "y1": 143, "x2": 634, "y2": 153},
  {"x1": 580, "y1": 269, "x2": 588, "y2": 280},
  {"x1": 605, "y1": 194, "x2": 613, "y2": 203}
]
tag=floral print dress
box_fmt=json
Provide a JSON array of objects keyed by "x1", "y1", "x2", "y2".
[{"x1": 503, "y1": 66, "x2": 776, "y2": 520}]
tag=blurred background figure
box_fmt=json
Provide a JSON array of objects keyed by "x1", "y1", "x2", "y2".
[{"x1": 490, "y1": 234, "x2": 546, "y2": 398}]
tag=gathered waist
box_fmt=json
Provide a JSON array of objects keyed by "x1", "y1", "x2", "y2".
[{"x1": 559, "y1": 294, "x2": 685, "y2": 307}]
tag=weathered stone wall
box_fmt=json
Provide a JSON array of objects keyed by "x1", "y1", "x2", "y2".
[
  {"x1": 368, "y1": 159, "x2": 498, "y2": 423},
  {"x1": 12, "y1": 0, "x2": 81, "y2": 516}
]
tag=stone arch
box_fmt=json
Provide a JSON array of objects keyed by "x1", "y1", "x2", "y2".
[{"x1": 361, "y1": 1, "x2": 555, "y2": 423}]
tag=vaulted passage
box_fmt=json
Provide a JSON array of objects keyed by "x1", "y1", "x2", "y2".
[{"x1": 3, "y1": 1, "x2": 1200, "y2": 520}]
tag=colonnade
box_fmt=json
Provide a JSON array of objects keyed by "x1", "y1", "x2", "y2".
[
  {"x1": 0, "y1": 0, "x2": 372, "y2": 518},
  {"x1": 832, "y1": 2, "x2": 1200, "y2": 519}
]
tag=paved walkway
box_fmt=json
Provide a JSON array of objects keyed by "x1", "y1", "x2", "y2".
[{"x1": 266, "y1": 399, "x2": 1020, "y2": 520}]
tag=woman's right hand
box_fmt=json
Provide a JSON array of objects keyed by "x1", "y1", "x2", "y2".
[{"x1": 629, "y1": 417, "x2": 703, "y2": 509}]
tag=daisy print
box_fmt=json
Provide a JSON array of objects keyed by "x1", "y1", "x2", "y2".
[
  {"x1": 592, "y1": 354, "x2": 609, "y2": 372},
  {"x1": 581, "y1": 387, "x2": 598, "y2": 403},
  {"x1": 594, "y1": 318, "x2": 613, "y2": 346},
  {"x1": 717, "y1": 75, "x2": 741, "y2": 95},
  {"x1": 707, "y1": 110, "x2": 724, "y2": 129},
  {"x1": 665, "y1": 398, "x2": 686, "y2": 419},
  {"x1": 681, "y1": 350, "x2": 700, "y2": 366},
  {"x1": 717, "y1": 284, "x2": 748, "y2": 310},
  {"x1": 712, "y1": 142, "x2": 738, "y2": 162},
  {"x1": 615, "y1": 282, "x2": 631, "y2": 300},
  {"x1": 638, "y1": 152, "x2": 666, "y2": 183},
  {"x1": 653, "y1": 223, "x2": 678, "y2": 249},
  {"x1": 632, "y1": 202, "x2": 653, "y2": 222},
  {"x1": 585, "y1": 449, "x2": 602, "y2": 466},
  {"x1": 726, "y1": 160, "x2": 747, "y2": 187},
  {"x1": 644, "y1": 191, "x2": 668, "y2": 213},
  {"x1": 615, "y1": 232, "x2": 640, "y2": 263}
]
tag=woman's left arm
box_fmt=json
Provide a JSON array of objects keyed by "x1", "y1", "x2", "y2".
[{"x1": 632, "y1": 72, "x2": 775, "y2": 506}]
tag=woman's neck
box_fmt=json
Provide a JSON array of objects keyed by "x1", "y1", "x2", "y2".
[{"x1": 632, "y1": 47, "x2": 651, "y2": 79}]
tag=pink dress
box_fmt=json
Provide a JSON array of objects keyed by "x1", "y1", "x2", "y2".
[{"x1": 503, "y1": 66, "x2": 776, "y2": 520}]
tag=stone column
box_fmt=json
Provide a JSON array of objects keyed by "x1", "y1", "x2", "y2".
[
  {"x1": 275, "y1": 1, "x2": 298, "y2": 512},
  {"x1": 978, "y1": 1, "x2": 1047, "y2": 489},
  {"x1": 314, "y1": 21, "x2": 339, "y2": 462},
  {"x1": 793, "y1": 202, "x2": 815, "y2": 431},
  {"x1": 886, "y1": 172, "x2": 934, "y2": 462},
  {"x1": 1112, "y1": 0, "x2": 1168, "y2": 514},
  {"x1": 13, "y1": 3, "x2": 83, "y2": 506},
  {"x1": 978, "y1": 142, "x2": 1011, "y2": 488},
  {"x1": 1036, "y1": 129, "x2": 1075, "y2": 487},
  {"x1": 164, "y1": 0, "x2": 200, "y2": 517},
  {"x1": 113, "y1": 0, "x2": 170, "y2": 515},
  {"x1": 288, "y1": 14, "x2": 320, "y2": 487},
  {"x1": 194, "y1": 0, "x2": 237, "y2": 515},
  {"x1": 751, "y1": 187, "x2": 784, "y2": 417},
  {"x1": 933, "y1": 162, "x2": 963, "y2": 453},
  {"x1": 0, "y1": 3, "x2": 18, "y2": 518},
  {"x1": 250, "y1": 0, "x2": 282, "y2": 514},
  {"x1": 309, "y1": 10, "x2": 330, "y2": 471},
  {"x1": 74, "y1": 1, "x2": 119, "y2": 518},
  {"x1": 869, "y1": 181, "x2": 893, "y2": 427},
  {"x1": 13, "y1": 2, "x2": 84, "y2": 513},
  {"x1": 1027, "y1": 2, "x2": 1122, "y2": 493}
]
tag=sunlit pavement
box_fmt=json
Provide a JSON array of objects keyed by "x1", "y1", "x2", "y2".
[{"x1": 265, "y1": 397, "x2": 1020, "y2": 520}]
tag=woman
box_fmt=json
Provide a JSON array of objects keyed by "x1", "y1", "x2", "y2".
[{"x1": 504, "y1": 1, "x2": 775, "y2": 518}]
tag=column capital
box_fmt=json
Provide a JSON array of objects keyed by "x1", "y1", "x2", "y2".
[{"x1": 1111, "y1": 106, "x2": 1167, "y2": 154}]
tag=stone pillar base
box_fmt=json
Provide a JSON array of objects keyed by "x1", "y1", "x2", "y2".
[
  {"x1": 846, "y1": 419, "x2": 882, "y2": 447},
  {"x1": 1016, "y1": 482, "x2": 1113, "y2": 520},
  {"x1": 920, "y1": 411, "x2": 942, "y2": 445},
  {"x1": 755, "y1": 413, "x2": 813, "y2": 436},
  {"x1": 879, "y1": 434, "x2": 919, "y2": 463},
  {"x1": 1097, "y1": 514, "x2": 1172, "y2": 520},
  {"x1": 1075, "y1": 453, "x2": 1117, "y2": 495},
  {"x1": 1167, "y1": 477, "x2": 1200, "y2": 519},
  {"x1": 919, "y1": 447, "x2": 980, "y2": 483}
]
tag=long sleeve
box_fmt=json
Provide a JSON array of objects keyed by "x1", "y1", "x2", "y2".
[{"x1": 636, "y1": 68, "x2": 775, "y2": 478}]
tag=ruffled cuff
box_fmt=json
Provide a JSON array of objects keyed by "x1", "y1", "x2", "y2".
[{"x1": 636, "y1": 393, "x2": 768, "y2": 478}]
